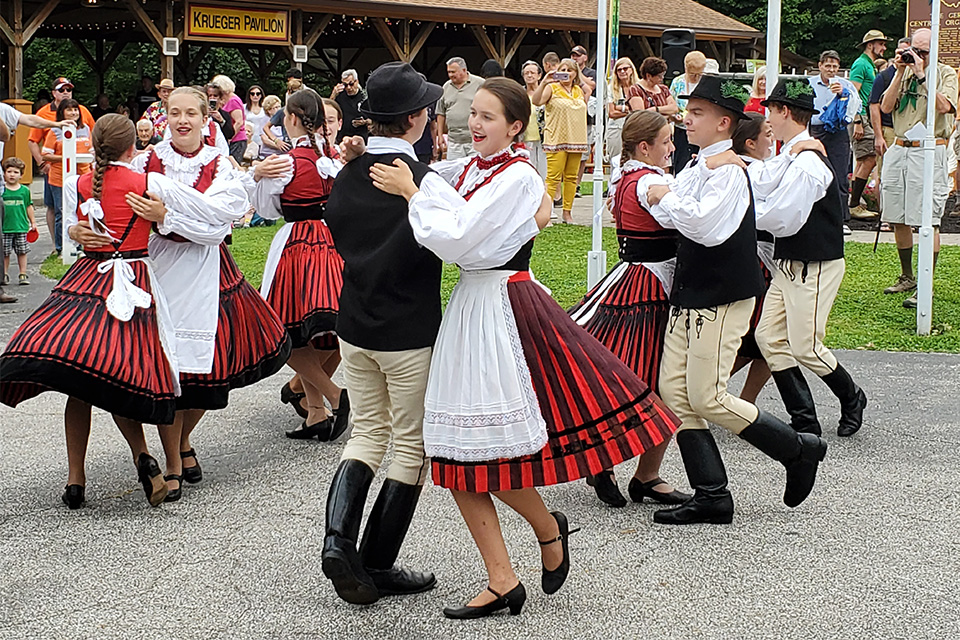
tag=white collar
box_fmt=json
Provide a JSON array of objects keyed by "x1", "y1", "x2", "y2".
[
  {"x1": 782, "y1": 129, "x2": 812, "y2": 155},
  {"x1": 366, "y1": 136, "x2": 418, "y2": 162},
  {"x1": 698, "y1": 139, "x2": 733, "y2": 158},
  {"x1": 152, "y1": 140, "x2": 221, "y2": 173},
  {"x1": 740, "y1": 155, "x2": 757, "y2": 165},
  {"x1": 109, "y1": 161, "x2": 139, "y2": 170},
  {"x1": 621, "y1": 159, "x2": 665, "y2": 174}
]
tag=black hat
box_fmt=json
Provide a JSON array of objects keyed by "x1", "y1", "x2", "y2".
[
  {"x1": 761, "y1": 78, "x2": 820, "y2": 114},
  {"x1": 359, "y1": 62, "x2": 444, "y2": 120},
  {"x1": 679, "y1": 75, "x2": 749, "y2": 120},
  {"x1": 285, "y1": 67, "x2": 303, "y2": 80}
]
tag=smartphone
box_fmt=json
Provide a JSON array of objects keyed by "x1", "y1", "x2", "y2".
[
  {"x1": 208, "y1": 99, "x2": 218, "y2": 110},
  {"x1": 554, "y1": 72, "x2": 570, "y2": 82}
]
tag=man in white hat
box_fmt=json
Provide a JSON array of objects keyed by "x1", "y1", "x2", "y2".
[
  {"x1": 848, "y1": 30, "x2": 889, "y2": 219},
  {"x1": 142, "y1": 78, "x2": 175, "y2": 137}
]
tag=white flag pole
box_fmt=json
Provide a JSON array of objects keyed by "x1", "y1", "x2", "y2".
[
  {"x1": 765, "y1": 0, "x2": 781, "y2": 99},
  {"x1": 587, "y1": 0, "x2": 608, "y2": 289},
  {"x1": 917, "y1": 0, "x2": 940, "y2": 335}
]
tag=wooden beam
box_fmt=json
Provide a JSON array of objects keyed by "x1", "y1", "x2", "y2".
[
  {"x1": 401, "y1": 20, "x2": 410, "y2": 59},
  {"x1": 427, "y1": 45, "x2": 453, "y2": 77},
  {"x1": 638, "y1": 36, "x2": 655, "y2": 58},
  {"x1": 407, "y1": 22, "x2": 435, "y2": 62},
  {"x1": 557, "y1": 31, "x2": 576, "y2": 54},
  {"x1": 372, "y1": 18, "x2": 404, "y2": 61},
  {"x1": 343, "y1": 48, "x2": 364, "y2": 71},
  {"x1": 123, "y1": 0, "x2": 164, "y2": 47},
  {"x1": 708, "y1": 40, "x2": 721, "y2": 61},
  {"x1": 470, "y1": 25, "x2": 498, "y2": 61},
  {"x1": 69, "y1": 38, "x2": 98, "y2": 71},
  {"x1": 95, "y1": 38, "x2": 104, "y2": 94},
  {"x1": 265, "y1": 49, "x2": 288, "y2": 77},
  {"x1": 303, "y1": 14, "x2": 333, "y2": 50},
  {"x1": 186, "y1": 44, "x2": 212, "y2": 79},
  {"x1": 503, "y1": 28, "x2": 528, "y2": 67},
  {"x1": 103, "y1": 38, "x2": 128, "y2": 70},
  {"x1": 238, "y1": 48, "x2": 260, "y2": 76},
  {"x1": 10, "y1": 0, "x2": 23, "y2": 97},
  {"x1": 23, "y1": 0, "x2": 60, "y2": 44},
  {"x1": 0, "y1": 16, "x2": 15, "y2": 46}
]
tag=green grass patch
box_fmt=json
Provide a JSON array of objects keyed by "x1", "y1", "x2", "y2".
[
  {"x1": 577, "y1": 180, "x2": 608, "y2": 197},
  {"x1": 40, "y1": 225, "x2": 960, "y2": 353}
]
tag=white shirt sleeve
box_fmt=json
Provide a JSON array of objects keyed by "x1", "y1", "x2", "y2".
[
  {"x1": 148, "y1": 173, "x2": 232, "y2": 245},
  {"x1": 251, "y1": 154, "x2": 294, "y2": 220},
  {"x1": 428, "y1": 157, "x2": 474, "y2": 186},
  {"x1": 747, "y1": 152, "x2": 793, "y2": 202},
  {"x1": 63, "y1": 175, "x2": 81, "y2": 230},
  {"x1": 754, "y1": 150, "x2": 834, "y2": 237},
  {"x1": 0, "y1": 103, "x2": 20, "y2": 135},
  {"x1": 636, "y1": 171, "x2": 678, "y2": 227},
  {"x1": 649, "y1": 165, "x2": 750, "y2": 246},
  {"x1": 408, "y1": 167, "x2": 543, "y2": 269},
  {"x1": 845, "y1": 81, "x2": 863, "y2": 121}
]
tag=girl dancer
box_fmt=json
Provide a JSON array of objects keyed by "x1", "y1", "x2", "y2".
[
  {"x1": 253, "y1": 89, "x2": 348, "y2": 441},
  {"x1": 129, "y1": 87, "x2": 291, "y2": 496},
  {"x1": 569, "y1": 110, "x2": 690, "y2": 508},
  {"x1": 370, "y1": 78, "x2": 680, "y2": 618},
  {"x1": 0, "y1": 114, "x2": 200, "y2": 508}
]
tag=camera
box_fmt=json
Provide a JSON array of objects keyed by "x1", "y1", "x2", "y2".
[
  {"x1": 553, "y1": 72, "x2": 570, "y2": 82},
  {"x1": 901, "y1": 49, "x2": 915, "y2": 64}
]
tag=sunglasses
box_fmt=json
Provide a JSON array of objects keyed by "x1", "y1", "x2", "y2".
[
  {"x1": 343, "y1": 81, "x2": 357, "y2": 87},
  {"x1": 616, "y1": 67, "x2": 630, "y2": 72},
  {"x1": 249, "y1": 91, "x2": 262, "y2": 96}
]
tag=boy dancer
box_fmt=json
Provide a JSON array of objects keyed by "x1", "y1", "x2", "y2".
[
  {"x1": 750, "y1": 78, "x2": 868, "y2": 437},
  {"x1": 321, "y1": 62, "x2": 443, "y2": 605},
  {"x1": 644, "y1": 76, "x2": 827, "y2": 525}
]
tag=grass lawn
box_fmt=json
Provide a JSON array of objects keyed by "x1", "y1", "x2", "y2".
[{"x1": 42, "y1": 224, "x2": 960, "y2": 353}]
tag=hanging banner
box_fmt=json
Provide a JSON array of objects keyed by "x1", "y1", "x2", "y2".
[
  {"x1": 609, "y1": 0, "x2": 620, "y2": 82},
  {"x1": 186, "y1": 3, "x2": 290, "y2": 45},
  {"x1": 906, "y1": 0, "x2": 960, "y2": 68}
]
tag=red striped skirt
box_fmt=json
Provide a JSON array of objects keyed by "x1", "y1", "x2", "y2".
[
  {"x1": 265, "y1": 220, "x2": 343, "y2": 349},
  {"x1": 738, "y1": 258, "x2": 773, "y2": 361},
  {"x1": 0, "y1": 257, "x2": 177, "y2": 424},
  {"x1": 178, "y1": 244, "x2": 292, "y2": 410},
  {"x1": 568, "y1": 262, "x2": 670, "y2": 392},
  {"x1": 431, "y1": 272, "x2": 681, "y2": 492}
]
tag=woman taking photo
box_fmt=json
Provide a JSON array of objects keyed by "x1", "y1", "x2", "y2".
[
  {"x1": 370, "y1": 77, "x2": 679, "y2": 619},
  {"x1": 668, "y1": 51, "x2": 706, "y2": 171},
  {"x1": 521, "y1": 60, "x2": 547, "y2": 178},
  {"x1": 532, "y1": 58, "x2": 590, "y2": 225},
  {"x1": 605, "y1": 57, "x2": 640, "y2": 161},
  {"x1": 209, "y1": 75, "x2": 247, "y2": 162}
]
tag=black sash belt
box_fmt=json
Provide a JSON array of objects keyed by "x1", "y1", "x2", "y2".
[
  {"x1": 617, "y1": 235, "x2": 677, "y2": 263},
  {"x1": 85, "y1": 249, "x2": 149, "y2": 261}
]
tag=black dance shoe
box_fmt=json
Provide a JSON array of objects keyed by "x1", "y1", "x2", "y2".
[
  {"x1": 280, "y1": 382, "x2": 309, "y2": 419},
  {"x1": 163, "y1": 474, "x2": 183, "y2": 503},
  {"x1": 61, "y1": 484, "x2": 85, "y2": 509},
  {"x1": 539, "y1": 511, "x2": 579, "y2": 595},
  {"x1": 367, "y1": 567, "x2": 437, "y2": 596},
  {"x1": 586, "y1": 471, "x2": 627, "y2": 508},
  {"x1": 180, "y1": 448, "x2": 203, "y2": 484},
  {"x1": 136, "y1": 453, "x2": 168, "y2": 507},
  {"x1": 285, "y1": 419, "x2": 331, "y2": 441},
  {"x1": 329, "y1": 389, "x2": 351, "y2": 441},
  {"x1": 443, "y1": 583, "x2": 526, "y2": 619},
  {"x1": 628, "y1": 477, "x2": 692, "y2": 505}
]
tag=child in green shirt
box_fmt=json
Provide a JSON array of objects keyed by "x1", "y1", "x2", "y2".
[{"x1": 2, "y1": 157, "x2": 36, "y2": 285}]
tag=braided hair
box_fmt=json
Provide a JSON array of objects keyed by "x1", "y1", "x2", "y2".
[
  {"x1": 619, "y1": 109, "x2": 668, "y2": 167},
  {"x1": 286, "y1": 89, "x2": 332, "y2": 159},
  {"x1": 91, "y1": 114, "x2": 136, "y2": 201}
]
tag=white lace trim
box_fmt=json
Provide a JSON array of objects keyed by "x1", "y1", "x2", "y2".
[
  {"x1": 175, "y1": 329, "x2": 217, "y2": 341},
  {"x1": 428, "y1": 439, "x2": 548, "y2": 462},
  {"x1": 152, "y1": 141, "x2": 221, "y2": 180}
]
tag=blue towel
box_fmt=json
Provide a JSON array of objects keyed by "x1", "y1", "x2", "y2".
[{"x1": 821, "y1": 89, "x2": 851, "y2": 133}]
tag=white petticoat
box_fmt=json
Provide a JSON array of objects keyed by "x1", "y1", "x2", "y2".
[{"x1": 423, "y1": 269, "x2": 548, "y2": 462}]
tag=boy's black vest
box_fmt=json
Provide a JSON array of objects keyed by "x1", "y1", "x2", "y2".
[
  {"x1": 671, "y1": 167, "x2": 764, "y2": 309},
  {"x1": 773, "y1": 149, "x2": 845, "y2": 263},
  {"x1": 324, "y1": 152, "x2": 442, "y2": 352}
]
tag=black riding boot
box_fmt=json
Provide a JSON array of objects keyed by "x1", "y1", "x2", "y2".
[
  {"x1": 358, "y1": 479, "x2": 437, "y2": 596},
  {"x1": 653, "y1": 430, "x2": 734, "y2": 525},
  {"x1": 321, "y1": 459, "x2": 378, "y2": 605},
  {"x1": 738, "y1": 410, "x2": 827, "y2": 508},
  {"x1": 819, "y1": 364, "x2": 867, "y2": 437},
  {"x1": 771, "y1": 367, "x2": 822, "y2": 436}
]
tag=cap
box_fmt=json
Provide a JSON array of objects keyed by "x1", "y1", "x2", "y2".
[
  {"x1": 53, "y1": 77, "x2": 74, "y2": 91},
  {"x1": 571, "y1": 45, "x2": 588, "y2": 56}
]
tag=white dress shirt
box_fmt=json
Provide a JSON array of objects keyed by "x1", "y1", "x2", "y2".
[
  {"x1": 647, "y1": 139, "x2": 752, "y2": 247},
  {"x1": 748, "y1": 130, "x2": 834, "y2": 237},
  {"x1": 808, "y1": 75, "x2": 863, "y2": 126}
]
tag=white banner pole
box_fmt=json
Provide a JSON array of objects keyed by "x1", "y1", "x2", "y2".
[
  {"x1": 587, "y1": 0, "x2": 609, "y2": 289},
  {"x1": 917, "y1": 0, "x2": 940, "y2": 335}
]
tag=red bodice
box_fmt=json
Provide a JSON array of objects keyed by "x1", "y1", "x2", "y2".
[
  {"x1": 279, "y1": 146, "x2": 334, "y2": 220},
  {"x1": 613, "y1": 167, "x2": 669, "y2": 234},
  {"x1": 76, "y1": 166, "x2": 152, "y2": 252}
]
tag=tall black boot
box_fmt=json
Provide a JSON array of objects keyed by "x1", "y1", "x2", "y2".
[
  {"x1": 358, "y1": 479, "x2": 437, "y2": 596},
  {"x1": 770, "y1": 367, "x2": 822, "y2": 436},
  {"x1": 321, "y1": 459, "x2": 378, "y2": 605},
  {"x1": 820, "y1": 364, "x2": 867, "y2": 437},
  {"x1": 738, "y1": 410, "x2": 827, "y2": 508},
  {"x1": 653, "y1": 430, "x2": 734, "y2": 525}
]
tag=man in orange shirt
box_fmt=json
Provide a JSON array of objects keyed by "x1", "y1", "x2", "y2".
[{"x1": 27, "y1": 77, "x2": 95, "y2": 254}]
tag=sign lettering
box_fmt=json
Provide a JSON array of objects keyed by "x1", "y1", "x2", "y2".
[{"x1": 187, "y1": 3, "x2": 289, "y2": 44}]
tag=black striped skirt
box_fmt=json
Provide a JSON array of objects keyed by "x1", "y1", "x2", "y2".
[
  {"x1": 568, "y1": 262, "x2": 671, "y2": 392},
  {"x1": 177, "y1": 244, "x2": 292, "y2": 410},
  {"x1": 0, "y1": 257, "x2": 178, "y2": 424},
  {"x1": 264, "y1": 220, "x2": 343, "y2": 349},
  {"x1": 431, "y1": 272, "x2": 681, "y2": 493}
]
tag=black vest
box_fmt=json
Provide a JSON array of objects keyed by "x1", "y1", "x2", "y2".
[
  {"x1": 671, "y1": 169, "x2": 765, "y2": 308},
  {"x1": 324, "y1": 152, "x2": 442, "y2": 351},
  {"x1": 773, "y1": 150, "x2": 845, "y2": 262}
]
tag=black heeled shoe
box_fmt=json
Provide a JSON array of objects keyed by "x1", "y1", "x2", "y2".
[
  {"x1": 329, "y1": 389, "x2": 351, "y2": 441},
  {"x1": 628, "y1": 477, "x2": 691, "y2": 505},
  {"x1": 180, "y1": 448, "x2": 203, "y2": 484},
  {"x1": 586, "y1": 471, "x2": 627, "y2": 507},
  {"x1": 61, "y1": 484, "x2": 85, "y2": 509},
  {"x1": 136, "y1": 453, "x2": 168, "y2": 507},
  {"x1": 286, "y1": 418, "x2": 331, "y2": 441},
  {"x1": 163, "y1": 474, "x2": 183, "y2": 502},
  {"x1": 539, "y1": 511, "x2": 579, "y2": 595},
  {"x1": 280, "y1": 382, "x2": 309, "y2": 419},
  {"x1": 443, "y1": 583, "x2": 526, "y2": 619}
]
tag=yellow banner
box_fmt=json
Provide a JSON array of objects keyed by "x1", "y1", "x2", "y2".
[{"x1": 187, "y1": 3, "x2": 289, "y2": 43}]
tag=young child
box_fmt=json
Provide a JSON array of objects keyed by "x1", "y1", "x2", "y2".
[
  {"x1": 42, "y1": 98, "x2": 92, "y2": 253},
  {"x1": 2, "y1": 158, "x2": 37, "y2": 285},
  {"x1": 135, "y1": 118, "x2": 161, "y2": 151}
]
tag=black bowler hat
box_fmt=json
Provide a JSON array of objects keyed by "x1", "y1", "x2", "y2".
[
  {"x1": 679, "y1": 74, "x2": 749, "y2": 120},
  {"x1": 359, "y1": 62, "x2": 444, "y2": 120},
  {"x1": 761, "y1": 77, "x2": 820, "y2": 114}
]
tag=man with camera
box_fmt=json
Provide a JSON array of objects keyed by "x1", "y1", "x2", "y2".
[{"x1": 879, "y1": 27, "x2": 958, "y2": 308}]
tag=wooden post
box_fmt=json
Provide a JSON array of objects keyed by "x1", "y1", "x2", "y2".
[{"x1": 160, "y1": 0, "x2": 174, "y2": 81}]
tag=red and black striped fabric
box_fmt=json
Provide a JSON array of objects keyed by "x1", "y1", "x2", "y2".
[
  {"x1": 568, "y1": 263, "x2": 670, "y2": 392},
  {"x1": 0, "y1": 257, "x2": 178, "y2": 424},
  {"x1": 738, "y1": 258, "x2": 774, "y2": 361},
  {"x1": 265, "y1": 220, "x2": 343, "y2": 348},
  {"x1": 178, "y1": 244, "x2": 292, "y2": 410},
  {"x1": 432, "y1": 272, "x2": 681, "y2": 493}
]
